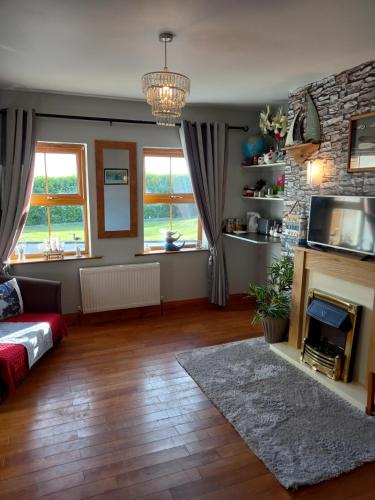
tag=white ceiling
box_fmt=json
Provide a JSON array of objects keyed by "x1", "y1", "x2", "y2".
[{"x1": 0, "y1": 0, "x2": 374, "y2": 105}]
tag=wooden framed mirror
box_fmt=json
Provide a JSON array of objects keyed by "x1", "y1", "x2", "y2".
[{"x1": 95, "y1": 140, "x2": 137, "y2": 238}]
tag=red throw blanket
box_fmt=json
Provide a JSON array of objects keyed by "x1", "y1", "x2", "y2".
[{"x1": 0, "y1": 313, "x2": 67, "y2": 396}]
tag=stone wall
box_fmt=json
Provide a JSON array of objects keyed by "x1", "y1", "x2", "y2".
[{"x1": 284, "y1": 60, "x2": 375, "y2": 215}]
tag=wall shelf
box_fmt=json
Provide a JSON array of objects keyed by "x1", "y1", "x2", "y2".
[
  {"x1": 242, "y1": 196, "x2": 284, "y2": 202},
  {"x1": 284, "y1": 143, "x2": 320, "y2": 163},
  {"x1": 242, "y1": 162, "x2": 287, "y2": 170},
  {"x1": 224, "y1": 232, "x2": 281, "y2": 245}
]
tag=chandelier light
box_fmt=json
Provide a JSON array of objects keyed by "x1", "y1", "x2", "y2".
[{"x1": 142, "y1": 32, "x2": 190, "y2": 127}]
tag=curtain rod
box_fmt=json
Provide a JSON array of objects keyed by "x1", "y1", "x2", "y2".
[{"x1": 35, "y1": 113, "x2": 249, "y2": 131}]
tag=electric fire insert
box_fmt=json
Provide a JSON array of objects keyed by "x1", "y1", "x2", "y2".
[{"x1": 301, "y1": 289, "x2": 361, "y2": 383}]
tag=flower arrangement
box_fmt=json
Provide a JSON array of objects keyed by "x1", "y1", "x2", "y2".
[{"x1": 259, "y1": 106, "x2": 288, "y2": 142}]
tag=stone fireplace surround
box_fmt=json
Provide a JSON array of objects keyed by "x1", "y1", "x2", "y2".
[{"x1": 271, "y1": 247, "x2": 375, "y2": 413}]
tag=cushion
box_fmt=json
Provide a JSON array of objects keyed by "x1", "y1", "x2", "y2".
[{"x1": 0, "y1": 278, "x2": 24, "y2": 320}]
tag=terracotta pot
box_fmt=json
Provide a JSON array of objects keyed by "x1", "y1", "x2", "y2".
[{"x1": 261, "y1": 317, "x2": 289, "y2": 343}]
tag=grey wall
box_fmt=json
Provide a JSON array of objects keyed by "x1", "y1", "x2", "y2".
[
  {"x1": 0, "y1": 90, "x2": 271, "y2": 313},
  {"x1": 285, "y1": 60, "x2": 375, "y2": 214}
]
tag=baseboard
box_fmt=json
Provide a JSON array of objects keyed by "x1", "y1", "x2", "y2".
[{"x1": 63, "y1": 293, "x2": 253, "y2": 326}]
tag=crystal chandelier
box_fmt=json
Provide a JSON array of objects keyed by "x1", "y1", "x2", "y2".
[{"x1": 142, "y1": 33, "x2": 190, "y2": 126}]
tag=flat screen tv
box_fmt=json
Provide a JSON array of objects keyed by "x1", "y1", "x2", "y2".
[{"x1": 307, "y1": 195, "x2": 375, "y2": 256}]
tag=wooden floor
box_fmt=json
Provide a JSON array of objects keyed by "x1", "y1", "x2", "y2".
[{"x1": 0, "y1": 303, "x2": 375, "y2": 500}]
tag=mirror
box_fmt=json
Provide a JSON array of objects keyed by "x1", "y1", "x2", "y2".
[{"x1": 95, "y1": 140, "x2": 137, "y2": 238}]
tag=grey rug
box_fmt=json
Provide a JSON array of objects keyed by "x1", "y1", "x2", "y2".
[{"x1": 176, "y1": 337, "x2": 375, "y2": 489}]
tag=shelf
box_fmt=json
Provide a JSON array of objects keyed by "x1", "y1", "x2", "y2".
[
  {"x1": 242, "y1": 162, "x2": 287, "y2": 169},
  {"x1": 284, "y1": 143, "x2": 320, "y2": 163},
  {"x1": 242, "y1": 196, "x2": 284, "y2": 202},
  {"x1": 224, "y1": 232, "x2": 281, "y2": 245}
]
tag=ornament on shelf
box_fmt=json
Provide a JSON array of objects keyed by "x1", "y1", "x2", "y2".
[
  {"x1": 40, "y1": 238, "x2": 65, "y2": 261},
  {"x1": 16, "y1": 243, "x2": 26, "y2": 261},
  {"x1": 284, "y1": 92, "x2": 321, "y2": 163},
  {"x1": 164, "y1": 231, "x2": 185, "y2": 251}
]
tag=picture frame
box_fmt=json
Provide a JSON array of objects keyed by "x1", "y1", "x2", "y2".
[
  {"x1": 104, "y1": 168, "x2": 128, "y2": 185},
  {"x1": 347, "y1": 111, "x2": 375, "y2": 173}
]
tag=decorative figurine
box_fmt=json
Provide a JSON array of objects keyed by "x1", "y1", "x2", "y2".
[
  {"x1": 17, "y1": 244, "x2": 26, "y2": 261},
  {"x1": 285, "y1": 91, "x2": 321, "y2": 147},
  {"x1": 263, "y1": 148, "x2": 277, "y2": 164},
  {"x1": 164, "y1": 231, "x2": 185, "y2": 251}
]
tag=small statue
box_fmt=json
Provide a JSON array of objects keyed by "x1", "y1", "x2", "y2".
[{"x1": 165, "y1": 231, "x2": 185, "y2": 251}]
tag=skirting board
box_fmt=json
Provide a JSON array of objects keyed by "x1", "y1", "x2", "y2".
[
  {"x1": 63, "y1": 293, "x2": 253, "y2": 326},
  {"x1": 270, "y1": 341, "x2": 367, "y2": 412}
]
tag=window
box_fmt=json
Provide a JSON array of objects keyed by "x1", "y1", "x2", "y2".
[
  {"x1": 17, "y1": 143, "x2": 88, "y2": 258},
  {"x1": 143, "y1": 148, "x2": 202, "y2": 249}
]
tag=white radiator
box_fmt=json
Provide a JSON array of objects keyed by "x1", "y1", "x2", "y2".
[{"x1": 79, "y1": 263, "x2": 160, "y2": 314}]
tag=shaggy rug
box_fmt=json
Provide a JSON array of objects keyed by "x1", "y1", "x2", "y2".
[{"x1": 176, "y1": 337, "x2": 375, "y2": 489}]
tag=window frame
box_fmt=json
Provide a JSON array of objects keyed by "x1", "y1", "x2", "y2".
[
  {"x1": 17, "y1": 142, "x2": 89, "y2": 259},
  {"x1": 143, "y1": 148, "x2": 202, "y2": 250}
]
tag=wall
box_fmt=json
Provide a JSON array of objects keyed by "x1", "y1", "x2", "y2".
[
  {"x1": 0, "y1": 90, "x2": 266, "y2": 313},
  {"x1": 285, "y1": 60, "x2": 375, "y2": 214}
]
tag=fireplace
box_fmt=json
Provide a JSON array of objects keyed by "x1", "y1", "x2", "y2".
[{"x1": 301, "y1": 289, "x2": 362, "y2": 383}]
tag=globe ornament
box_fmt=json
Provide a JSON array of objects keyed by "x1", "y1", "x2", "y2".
[{"x1": 242, "y1": 135, "x2": 268, "y2": 158}]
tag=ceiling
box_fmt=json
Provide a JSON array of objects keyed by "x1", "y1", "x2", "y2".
[{"x1": 1, "y1": 0, "x2": 374, "y2": 105}]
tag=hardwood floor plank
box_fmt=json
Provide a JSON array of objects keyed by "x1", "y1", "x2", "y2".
[
  {"x1": 115, "y1": 449, "x2": 219, "y2": 489},
  {"x1": 192, "y1": 474, "x2": 292, "y2": 500},
  {"x1": 92, "y1": 469, "x2": 201, "y2": 500},
  {"x1": 136, "y1": 492, "x2": 173, "y2": 500},
  {"x1": 168, "y1": 464, "x2": 266, "y2": 500},
  {"x1": 0, "y1": 472, "x2": 84, "y2": 500},
  {"x1": 83, "y1": 445, "x2": 190, "y2": 483},
  {"x1": 42, "y1": 477, "x2": 118, "y2": 500},
  {"x1": 198, "y1": 451, "x2": 260, "y2": 478}
]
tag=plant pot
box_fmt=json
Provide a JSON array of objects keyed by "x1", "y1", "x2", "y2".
[{"x1": 261, "y1": 317, "x2": 289, "y2": 343}]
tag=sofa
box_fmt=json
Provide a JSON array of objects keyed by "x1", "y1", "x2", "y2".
[{"x1": 0, "y1": 276, "x2": 67, "y2": 401}]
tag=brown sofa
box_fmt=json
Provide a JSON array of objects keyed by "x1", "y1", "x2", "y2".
[{"x1": 0, "y1": 276, "x2": 66, "y2": 400}]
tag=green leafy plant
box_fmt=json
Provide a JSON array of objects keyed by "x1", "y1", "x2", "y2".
[
  {"x1": 268, "y1": 255, "x2": 294, "y2": 291},
  {"x1": 248, "y1": 255, "x2": 293, "y2": 325},
  {"x1": 248, "y1": 284, "x2": 290, "y2": 324}
]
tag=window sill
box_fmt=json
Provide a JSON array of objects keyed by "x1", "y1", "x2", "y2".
[
  {"x1": 9, "y1": 255, "x2": 103, "y2": 266},
  {"x1": 135, "y1": 248, "x2": 209, "y2": 257}
]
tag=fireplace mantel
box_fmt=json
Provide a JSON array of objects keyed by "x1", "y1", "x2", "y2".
[{"x1": 289, "y1": 247, "x2": 375, "y2": 413}]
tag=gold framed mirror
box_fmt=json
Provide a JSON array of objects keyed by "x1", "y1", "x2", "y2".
[{"x1": 95, "y1": 140, "x2": 138, "y2": 238}]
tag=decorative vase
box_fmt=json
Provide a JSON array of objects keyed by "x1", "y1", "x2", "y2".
[
  {"x1": 274, "y1": 139, "x2": 285, "y2": 162},
  {"x1": 261, "y1": 317, "x2": 289, "y2": 343}
]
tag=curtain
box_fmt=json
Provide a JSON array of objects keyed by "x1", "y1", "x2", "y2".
[
  {"x1": 0, "y1": 108, "x2": 36, "y2": 274},
  {"x1": 180, "y1": 120, "x2": 229, "y2": 306}
]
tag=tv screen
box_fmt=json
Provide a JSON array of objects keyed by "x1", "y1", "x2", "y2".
[{"x1": 307, "y1": 195, "x2": 375, "y2": 256}]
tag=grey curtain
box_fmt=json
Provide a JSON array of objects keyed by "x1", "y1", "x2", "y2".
[
  {"x1": 0, "y1": 108, "x2": 36, "y2": 274},
  {"x1": 180, "y1": 120, "x2": 229, "y2": 306}
]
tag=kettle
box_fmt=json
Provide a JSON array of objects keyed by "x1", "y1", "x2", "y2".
[{"x1": 246, "y1": 212, "x2": 261, "y2": 233}]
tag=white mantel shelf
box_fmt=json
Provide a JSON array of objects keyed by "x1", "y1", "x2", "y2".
[{"x1": 224, "y1": 232, "x2": 281, "y2": 245}]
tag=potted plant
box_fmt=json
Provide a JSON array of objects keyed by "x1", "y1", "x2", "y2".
[{"x1": 248, "y1": 255, "x2": 294, "y2": 343}]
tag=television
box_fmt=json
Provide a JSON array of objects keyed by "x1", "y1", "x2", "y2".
[{"x1": 307, "y1": 195, "x2": 375, "y2": 256}]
